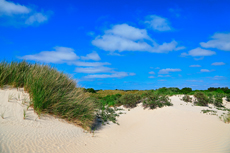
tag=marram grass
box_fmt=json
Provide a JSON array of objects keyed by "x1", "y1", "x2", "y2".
[{"x1": 0, "y1": 61, "x2": 95, "y2": 129}]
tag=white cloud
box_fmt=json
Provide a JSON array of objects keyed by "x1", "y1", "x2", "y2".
[
  {"x1": 158, "y1": 79, "x2": 166, "y2": 81},
  {"x1": 0, "y1": 0, "x2": 50, "y2": 26},
  {"x1": 186, "y1": 80, "x2": 203, "y2": 82},
  {"x1": 200, "y1": 69, "x2": 211, "y2": 72},
  {"x1": 149, "y1": 71, "x2": 155, "y2": 74},
  {"x1": 158, "y1": 68, "x2": 181, "y2": 74},
  {"x1": 145, "y1": 15, "x2": 172, "y2": 31},
  {"x1": 75, "y1": 66, "x2": 112, "y2": 73},
  {"x1": 200, "y1": 33, "x2": 230, "y2": 51},
  {"x1": 211, "y1": 62, "x2": 225, "y2": 66},
  {"x1": 81, "y1": 51, "x2": 101, "y2": 61},
  {"x1": 106, "y1": 24, "x2": 151, "y2": 40},
  {"x1": 190, "y1": 65, "x2": 201, "y2": 67},
  {"x1": 210, "y1": 76, "x2": 226, "y2": 80},
  {"x1": 155, "y1": 67, "x2": 160, "y2": 69},
  {"x1": 181, "y1": 47, "x2": 216, "y2": 57},
  {"x1": 129, "y1": 73, "x2": 136, "y2": 76},
  {"x1": 84, "y1": 72, "x2": 129, "y2": 79},
  {"x1": 148, "y1": 76, "x2": 155, "y2": 78},
  {"x1": 25, "y1": 13, "x2": 48, "y2": 25},
  {"x1": 158, "y1": 75, "x2": 164, "y2": 77},
  {"x1": 92, "y1": 23, "x2": 184, "y2": 53},
  {"x1": 20, "y1": 47, "x2": 79, "y2": 63},
  {"x1": 71, "y1": 61, "x2": 110, "y2": 67},
  {"x1": 0, "y1": 0, "x2": 30, "y2": 15}
]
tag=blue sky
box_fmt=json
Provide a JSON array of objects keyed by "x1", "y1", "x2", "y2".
[{"x1": 0, "y1": 0, "x2": 230, "y2": 90}]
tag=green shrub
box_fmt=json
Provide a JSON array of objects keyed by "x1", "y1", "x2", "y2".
[
  {"x1": 85, "y1": 88, "x2": 96, "y2": 93},
  {"x1": 142, "y1": 93, "x2": 172, "y2": 109},
  {"x1": 226, "y1": 94, "x2": 230, "y2": 102},
  {"x1": 214, "y1": 94, "x2": 223, "y2": 107},
  {"x1": 207, "y1": 93, "x2": 214, "y2": 104},
  {"x1": 100, "y1": 94, "x2": 122, "y2": 106},
  {"x1": 181, "y1": 87, "x2": 192, "y2": 94},
  {"x1": 194, "y1": 92, "x2": 209, "y2": 106},
  {"x1": 117, "y1": 94, "x2": 141, "y2": 108},
  {"x1": 182, "y1": 95, "x2": 192, "y2": 102}
]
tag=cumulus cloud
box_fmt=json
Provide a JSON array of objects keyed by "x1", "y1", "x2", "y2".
[
  {"x1": 158, "y1": 68, "x2": 181, "y2": 74},
  {"x1": 129, "y1": 73, "x2": 136, "y2": 76},
  {"x1": 149, "y1": 71, "x2": 155, "y2": 74},
  {"x1": 210, "y1": 76, "x2": 226, "y2": 80},
  {"x1": 181, "y1": 47, "x2": 216, "y2": 57},
  {"x1": 71, "y1": 61, "x2": 110, "y2": 67},
  {"x1": 148, "y1": 76, "x2": 155, "y2": 78},
  {"x1": 190, "y1": 65, "x2": 201, "y2": 67},
  {"x1": 200, "y1": 69, "x2": 212, "y2": 72},
  {"x1": 20, "y1": 47, "x2": 79, "y2": 63},
  {"x1": 92, "y1": 23, "x2": 184, "y2": 53},
  {"x1": 0, "y1": 0, "x2": 30, "y2": 15},
  {"x1": 84, "y1": 72, "x2": 129, "y2": 79},
  {"x1": 200, "y1": 33, "x2": 230, "y2": 51},
  {"x1": 81, "y1": 51, "x2": 101, "y2": 61},
  {"x1": 145, "y1": 15, "x2": 172, "y2": 31},
  {"x1": 25, "y1": 13, "x2": 48, "y2": 25},
  {"x1": 75, "y1": 66, "x2": 112, "y2": 73},
  {"x1": 0, "y1": 0, "x2": 50, "y2": 26},
  {"x1": 211, "y1": 62, "x2": 225, "y2": 66}
]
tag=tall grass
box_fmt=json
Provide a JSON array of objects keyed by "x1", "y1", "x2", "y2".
[{"x1": 0, "y1": 61, "x2": 95, "y2": 129}]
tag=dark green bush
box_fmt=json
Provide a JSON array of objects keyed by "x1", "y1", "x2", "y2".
[
  {"x1": 85, "y1": 88, "x2": 96, "y2": 93},
  {"x1": 214, "y1": 94, "x2": 223, "y2": 107},
  {"x1": 142, "y1": 93, "x2": 172, "y2": 109},
  {"x1": 181, "y1": 87, "x2": 192, "y2": 94},
  {"x1": 194, "y1": 92, "x2": 209, "y2": 106},
  {"x1": 182, "y1": 95, "x2": 192, "y2": 102},
  {"x1": 117, "y1": 94, "x2": 141, "y2": 108}
]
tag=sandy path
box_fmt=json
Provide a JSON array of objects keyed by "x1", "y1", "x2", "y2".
[{"x1": 1, "y1": 89, "x2": 230, "y2": 153}]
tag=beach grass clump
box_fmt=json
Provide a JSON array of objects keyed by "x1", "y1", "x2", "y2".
[
  {"x1": 182, "y1": 95, "x2": 192, "y2": 102},
  {"x1": 207, "y1": 93, "x2": 214, "y2": 104},
  {"x1": 117, "y1": 93, "x2": 141, "y2": 108},
  {"x1": 0, "y1": 60, "x2": 95, "y2": 129},
  {"x1": 142, "y1": 93, "x2": 172, "y2": 109},
  {"x1": 223, "y1": 113, "x2": 230, "y2": 123},
  {"x1": 194, "y1": 92, "x2": 209, "y2": 106},
  {"x1": 214, "y1": 93, "x2": 224, "y2": 107},
  {"x1": 201, "y1": 109, "x2": 217, "y2": 115}
]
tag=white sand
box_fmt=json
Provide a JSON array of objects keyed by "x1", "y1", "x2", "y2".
[{"x1": 1, "y1": 88, "x2": 230, "y2": 153}]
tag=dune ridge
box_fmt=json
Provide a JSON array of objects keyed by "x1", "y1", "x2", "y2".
[{"x1": 1, "y1": 88, "x2": 230, "y2": 153}]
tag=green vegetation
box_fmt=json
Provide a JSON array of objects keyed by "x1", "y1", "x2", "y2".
[
  {"x1": 214, "y1": 94, "x2": 223, "y2": 107},
  {"x1": 143, "y1": 93, "x2": 172, "y2": 109},
  {"x1": 1, "y1": 60, "x2": 230, "y2": 128},
  {"x1": 201, "y1": 109, "x2": 217, "y2": 114},
  {"x1": 194, "y1": 92, "x2": 209, "y2": 106},
  {"x1": 117, "y1": 94, "x2": 141, "y2": 108},
  {"x1": 182, "y1": 95, "x2": 192, "y2": 102},
  {"x1": 226, "y1": 94, "x2": 230, "y2": 102},
  {"x1": 0, "y1": 61, "x2": 95, "y2": 129}
]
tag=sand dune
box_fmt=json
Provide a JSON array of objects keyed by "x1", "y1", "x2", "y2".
[{"x1": 0, "y1": 88, "x2": 230, "y2": 153}]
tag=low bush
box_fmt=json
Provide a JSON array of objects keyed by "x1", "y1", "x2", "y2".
[
  {"x1": 117, "y1": 94, "x2": 141, "y2": 108},
  {"x1": 194, "y1": 92, "x2": 209, "y2": 106},
  {"x1": 142, "y1": 93, "x2": 172, "y2": 109},
  {"x1": 214, "y1": 94, "x2": 224, "y2": 107},
  {"x1": 100, "y1": 94, "x2": 122, "y2": 106},
  {"x1": 226, "y1": 94, "x2": 230, "y2": 102},
  {"x1": 207, "y1": 93, "x2": 214, "y2": 104},
  {"x1": 182, "y1": 95, "x2": 192, "y2": 102}
]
